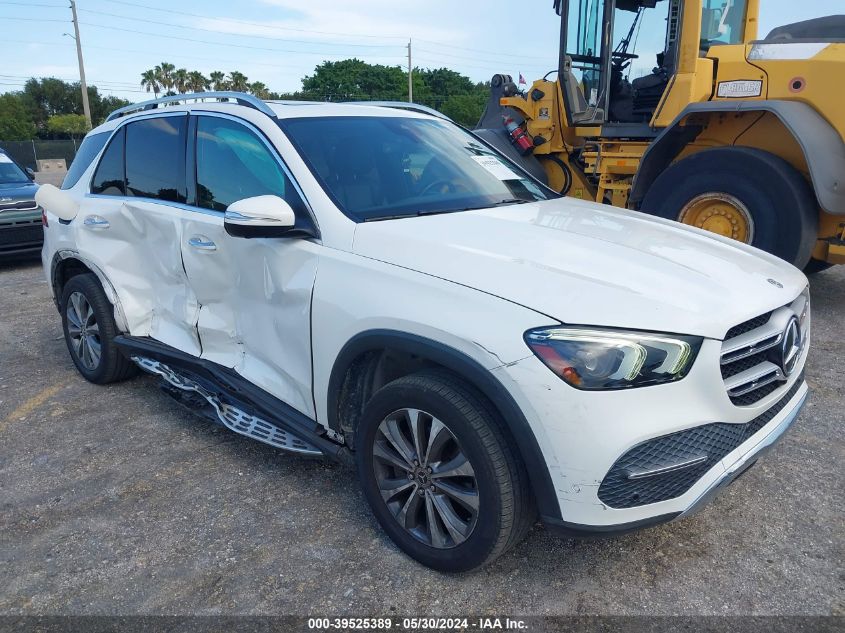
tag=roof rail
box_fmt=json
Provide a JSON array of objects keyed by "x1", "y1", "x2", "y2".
[
  {"x1": 106, "y1": 91, "x2": 276, "y2": 122},
  {"x1": 342, "y1": 101, "x2": 453, "y2": 122}
]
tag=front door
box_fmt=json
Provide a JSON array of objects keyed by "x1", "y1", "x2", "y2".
[{"x1": 179, "y1": 113, "x2": 319, "y2": 418}]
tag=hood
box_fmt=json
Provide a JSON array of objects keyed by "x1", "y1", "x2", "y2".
[
  {"x1": 352, "y1": 198, "x2": 807, "y2": 340},
  {"x1": 0, "y1": 181, "x2": 39, "y2": 200}
]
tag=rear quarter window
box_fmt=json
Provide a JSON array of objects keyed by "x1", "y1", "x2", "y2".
[{"x1": 62, "y1": 131, "x2": 110, "y2": 190}]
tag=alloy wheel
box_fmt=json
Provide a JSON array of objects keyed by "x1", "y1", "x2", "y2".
[
  {"x1": 372, "y1": 408, "x2": 479, "y2": 549},
  {"x1": 66, "y1": 291, "x2": 101, "y2": 370}
]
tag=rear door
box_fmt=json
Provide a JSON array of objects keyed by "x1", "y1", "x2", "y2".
[
  {"x1": 77, "y1": 113, "x2": 201, "y2": 355},
  {"x1": 179, "y1": 113, "x2": 319, "y2": 417}
]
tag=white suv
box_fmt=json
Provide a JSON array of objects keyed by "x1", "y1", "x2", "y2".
[{"x1": 37, "y1": 92, "x2": 810, "y2": 572}]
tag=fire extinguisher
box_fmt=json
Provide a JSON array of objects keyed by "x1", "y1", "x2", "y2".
[{"x1": 503, "y1": 115, "x2": 534, "y2": 155}]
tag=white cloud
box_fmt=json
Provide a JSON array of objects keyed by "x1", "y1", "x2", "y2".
[{"x1": 199, "y1": 0, "x2": 464, "y2": 45}]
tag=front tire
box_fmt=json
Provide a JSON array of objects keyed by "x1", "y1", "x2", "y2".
[
  {"x1": 61, "y1": 273, "x2": 136, "y2": 384},
  {"x1": 640, "y1": 147, "x2": 819, "y2": 268},
  {"x1": 356, "y1": 371, "x2": 534, "y2": 572}
]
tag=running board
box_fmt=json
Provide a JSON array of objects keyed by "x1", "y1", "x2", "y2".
[
  {"x1": 134, "y1": 357, "x2": 322, "y2": 456},
  {"x1": 113, "y1": 335, "x2": 348, "y2": 462}
]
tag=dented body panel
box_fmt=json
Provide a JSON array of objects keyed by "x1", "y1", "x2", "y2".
[{"x1": 41, "y1": 98, "x2": 810, "y2": 535}]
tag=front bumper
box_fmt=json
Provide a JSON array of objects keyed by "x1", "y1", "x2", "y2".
[
  {"x1": 0, "y1": 217, "x2": 43, "y2": 256},
  {"x1": 492, "y1": 336, "x2": 810, "y2": 534},
  {"x1": 541, "y1": 384, "x2": 807, "y2": 537}
]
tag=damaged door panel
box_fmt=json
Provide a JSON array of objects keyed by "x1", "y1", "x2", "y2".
[
  {"x1": 179, "y1": 113, "x2": 319, "y2": 418},
  {"x1": 79, "y1": 114, "x2": 201, "y2": 355}
]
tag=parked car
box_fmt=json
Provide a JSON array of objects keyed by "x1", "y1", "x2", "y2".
[
  {"x1": 0, "y1": 150, "x2": 41, "y2": 257},
  {"x1": 36, "y1": 93, "x2": 810, "y2": 572}
]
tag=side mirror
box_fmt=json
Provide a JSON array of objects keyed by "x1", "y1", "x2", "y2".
[
  {"x1": 25, "y1": 167, "x2": 36, "y2": 181},
  {"x1": 35, "y1": 183, "x2": 79, "y2": 222},
  {"x1": 224, "y1": 195, "x2": 297, "y2": 238}
]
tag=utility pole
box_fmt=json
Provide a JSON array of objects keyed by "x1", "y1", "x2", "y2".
[
  {"x1": 407, "y1": 39, "x2": 413, "y2": 103},
  {"x1": 69, "y1": 0, "x2": 92, "y2": 128}
]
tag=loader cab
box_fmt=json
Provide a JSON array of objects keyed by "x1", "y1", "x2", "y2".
[{"x1": 554, "y1": 0, "x2": 751, "y2": 128}]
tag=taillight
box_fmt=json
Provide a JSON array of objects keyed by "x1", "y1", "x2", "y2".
[{"x1": 41, "y1": 208, "x2": 48, "y2": 227}]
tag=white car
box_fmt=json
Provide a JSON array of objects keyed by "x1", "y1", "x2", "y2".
[{"x1": 37, "y1": 92, "x2": 810, "y2": 572}]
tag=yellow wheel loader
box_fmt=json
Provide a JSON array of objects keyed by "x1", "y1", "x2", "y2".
[{"x1": 475, "y1": 0, "x2": 845, "y2": 272}]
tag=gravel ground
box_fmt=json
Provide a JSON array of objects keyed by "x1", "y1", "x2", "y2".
[{"x1": 0, "y1": 258, "x2": 842, "y2": 616}]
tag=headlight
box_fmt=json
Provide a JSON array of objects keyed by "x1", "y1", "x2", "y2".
[{"x1": 524, "y1": 326, "x2": 702, "y2": 390}]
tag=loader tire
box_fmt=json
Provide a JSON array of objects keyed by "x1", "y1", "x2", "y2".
[{"x1": 640, "y1": 147, "x2": 818, "y2": 268}]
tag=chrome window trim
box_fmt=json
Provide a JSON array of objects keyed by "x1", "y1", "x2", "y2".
[
  {"x1": 84, "y1": 109, "x2": 320, "y2": 236},
  {"x1": 82, "y1": 193, "x2": 223, "y2": 218}
]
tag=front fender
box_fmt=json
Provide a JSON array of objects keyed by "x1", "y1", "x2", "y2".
[{"x1": 631, "y1": 100, "x2": 845, "y2": 215}]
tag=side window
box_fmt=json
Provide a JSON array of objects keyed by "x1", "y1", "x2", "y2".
[
  {"x1": 91, "y1": 127, "x2": 126, "y2": 196},
  {"x1": 195, "y1": 116, "x2": 303, "y2": 212},
  {"x1": 63, "y1": 131, "x2": 109, "y2": 190},
  {"x1": 125, "y1": 116, "x2": 187, "y2": 203}
]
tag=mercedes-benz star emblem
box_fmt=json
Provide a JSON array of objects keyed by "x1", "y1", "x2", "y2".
[{"x1": 779, "y1": 317, "x2": 801, "y2": 377}]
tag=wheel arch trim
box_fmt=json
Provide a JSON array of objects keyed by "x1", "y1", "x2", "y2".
[
  {"x1": 50, "y1": 250, "x2": 129, "y2": 332},
  {"x1": 326, "y1": 329, "x2": 562, "y2": 519},
  {"x1": 630, "y1": 100, "x2": 845, "y2": 215}
]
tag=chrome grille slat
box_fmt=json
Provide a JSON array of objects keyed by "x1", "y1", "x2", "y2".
[{"x1": 720, "y1": 288, "x2": 809, "y2": 406}]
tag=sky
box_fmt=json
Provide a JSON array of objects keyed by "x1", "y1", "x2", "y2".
[{"x1": 0, "y1": 0, "x2": 841, "y2": 101}]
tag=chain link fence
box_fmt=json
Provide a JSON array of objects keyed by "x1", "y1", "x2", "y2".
[{"x1": 0, "y1": 140, "x2": 79, "y2": 171}]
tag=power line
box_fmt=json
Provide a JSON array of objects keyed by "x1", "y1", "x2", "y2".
[
  {"x1": 78, "y1": 7, "x2": 405, "y2": 49},
  {"x1": 0, "y1": 1, "x2": 66, "y2": 7},
  {"x1": 0, "y1": 16, "x2": 68, "y2": 23},
  {"x1": 0, "y1": 39, "x2": 304, "y2": 72},
  {"x1": 104, "y1": 0, "x2": 409, "y2": 40},
  {"x1": 415, "y1": 39, "x2": 551, "y2": 62},
  {"x1": 78, "y1": 21, "x2": 406, "y2": 59}
]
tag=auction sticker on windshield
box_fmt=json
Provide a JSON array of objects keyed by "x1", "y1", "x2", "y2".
[{"x1": 471, "y1": 154, "x2": 520, "y2": 180}]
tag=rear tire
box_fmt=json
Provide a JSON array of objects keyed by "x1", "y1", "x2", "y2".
[
  {"x1": 356, "y1": 370, "x2": 535, "y2": 572},
  {"x1": 61, "y1": 273, "x2": 137, "y2": 384},
  {"x1": 640, "y1": 147, "x2": 819, "y2": 268}
]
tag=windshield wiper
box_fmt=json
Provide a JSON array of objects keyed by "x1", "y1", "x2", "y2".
[{"x1": 492, "y1": 198, "x2": 532, "y2": 206}]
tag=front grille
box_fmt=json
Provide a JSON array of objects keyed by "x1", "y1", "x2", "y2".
[
  {"x1": 0, "y1": 199, "x2": 37, "y2": 211},
  {"x1": 725, "y1": 312, "x2": 773, "y2": 340},
  {"x1": 0, "y1": 221, "x2": 43, "y2": 251},
  {"x1": 720, "y1": 290, "x2": 809, "y2": 406},
  {"x1": 598, "y1": 376, "x2": 804, "y2": 508}
]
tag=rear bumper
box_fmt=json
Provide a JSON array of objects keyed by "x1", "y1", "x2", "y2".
[{"x1": 541, "y1": 386, "x2": 807, "y2": 538}]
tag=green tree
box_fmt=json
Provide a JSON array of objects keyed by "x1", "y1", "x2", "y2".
[
  {"x1": 209, "y1": 71, "x2": 227, "y2": 90},
  {"x1": 140, "y1": 69, "x2": 161, "y2": 98},
  {"x1": 187, "y1": 71, "x2": 209, "y2": 93},
  {"x1": 440, "y1": 93, "x2": 486, "y2": 127},
  {"x1": 249, "y1": 81, "x2": 270, "y2": 99},
  {"x1": 227, "y1": 71, "x2": 250, "y2": 92},
  {"x1": 0, "y1": 93, "x2": 36, "y2": 141},
  {"x1": 155, "y1": 62, "x2": 176, "y2": 92},
  {"x1": 46, "y1": 113, "x2": 90, "y2": 139},
  {"x1": 173, "y1": 68, "x2": 189, "y2": 94},
  {"x1": 302, "y1": 59, "x2": 405, "y2": 101},
  {"x1": 415, "y1": 67, "x2": 475, "y2": 109}
]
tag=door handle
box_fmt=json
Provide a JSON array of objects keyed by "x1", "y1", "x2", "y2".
[
  {"x1": 83, "y1": 215, "x2": 109, "y2": 229},
  {"x1": 188, "y1": 235, "x2": 216, "y2": 251}
]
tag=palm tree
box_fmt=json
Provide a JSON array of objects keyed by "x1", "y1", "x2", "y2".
[
  {"x1": 155, "y1": 62, "x2": 176, "y2": 92},
  {"x1": 209, "y1": 71, "x2": 227, "y2": 91},
  {"x1": 140, "y1": 69, "x2": 161, "y2": 98},
  {"x1": 227, "y1": 71, "x2": 249, "y2": 92},
  {"x1": 249, "y1": 81, "x2": 270, "y2": 99},
  {"x1": 187, "y1": 71, "x2": 209, "y2": 93},
  {"x1": 171, "y1": 68, "x2": 188, "y2": 94}
]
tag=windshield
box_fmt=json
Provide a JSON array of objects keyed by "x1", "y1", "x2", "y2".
[
  {"x1": 701, "y1": 0, "x2": 748, "y2": 47},
  {"x1": 0, "y1": 154, "x2": 29, "y2": 184},
  {"x1": 280, "y1": 116, "x2": 553, "y2": 222}
]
